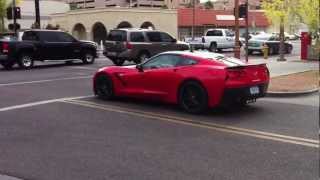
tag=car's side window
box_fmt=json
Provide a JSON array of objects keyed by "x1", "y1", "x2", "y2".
[
  {"x1": 207, "y1": 30, "x2": 223, "y2": 36},
  {"x1": 56, "y1": 32, "x2": 76, "y2": 42},
  {"x1": 160, "y1": 32, "x2": 174, "y2": 42},
  {"x1": 177, "y1": 57, "x2": 197, "y2": 66},
  {"x1": 146, "y1": 32, "x2": 162, "y2": 42},
  {"x1": 41, "y1": 32, "x2": 60, "y2": 42},
  {"x1": 22, "y1": 32, "x2": 39, "y2": 41},
  {"x1": 130, "y1": 32, "x2": 145, "y2": 42},
  {"x1": 143, "y1": 55, "x2": 181, "y2": 69}
]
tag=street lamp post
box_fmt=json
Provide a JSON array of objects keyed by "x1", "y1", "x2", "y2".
[
  {"x1": 234, "y1": 0, "x2": 241, "y2": 59},
  {"x1": 12, "y1": 0, "x2": 17, "y2": 35},
  {"x1": 35, "y1": 0, "x2": 41, "y2": 28}
]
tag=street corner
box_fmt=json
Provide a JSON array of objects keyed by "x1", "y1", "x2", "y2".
[{"x1": 267, "y1": 70, "x2": 319, "y2": 97}]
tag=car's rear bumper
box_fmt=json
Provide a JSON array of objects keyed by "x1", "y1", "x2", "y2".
[{"x1": 221, "y1": 83, "x2": 268, "y2": 105}]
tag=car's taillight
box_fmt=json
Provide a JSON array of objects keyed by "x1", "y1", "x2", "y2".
[
  {"x1": 126, "y1": 42, "x2": 133, "y2": 49},
  {"x1": 226, "y1": 69, "x2": 246, "y2": 81},
  {"x1": 2, "y1": 43, "x2": 9, "y2": 53}
]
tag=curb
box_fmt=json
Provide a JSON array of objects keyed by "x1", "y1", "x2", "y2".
[
  {"x1": 0, "y1": 174, "x2": 24, "y2": 180},
  {"x1": 267, "y1": 88, "x2": 319, "y2": 97}
]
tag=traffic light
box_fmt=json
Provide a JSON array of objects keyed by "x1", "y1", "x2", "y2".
[
  {"x1": 15, "y1": 7, "x2": 21, "y2": 19},
  {"x1": 6, "y1": 7, "x2": 13, "y2": 20},
  {"x1": 6, "y1": 7, "x2": 21, "y2": 20},
  {"x1": 8, "y1": 23, "x2": 21, "y2": 31},
  {"x1": 239, "y1": 3, "x2": 248, "y2": 18}
]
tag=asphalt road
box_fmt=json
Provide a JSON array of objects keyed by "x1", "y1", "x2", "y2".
[{"x1": 0, "y1": 56, "x2": 318, "y2": 180}]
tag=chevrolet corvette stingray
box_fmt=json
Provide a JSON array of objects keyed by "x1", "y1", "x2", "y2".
[{"x1": 93, "y1": 51, "x2": 269, "y2": 113}]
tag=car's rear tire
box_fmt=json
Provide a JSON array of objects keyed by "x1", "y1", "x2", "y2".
[
  {"x1": 82, "y1": 51, "x2": 95, "y2": 64},
  {"x1": 94, "y1": 74, "x2": 114, "y2": 100},
  {"x1": 286, "y1": 45, "x2": 293, "y2": 54},
  {"x1": 1, "y1": 61, "x2": 14, "y2": 70},
  {"x1": 135, "y1": 51, "x2": 150, "y2": 64},
  {"x1": 268, "y1": 47, "x2": 274, "y2": 55},
  {"x1": 112, "y1": 59, "x2": 125, "y2": 66},
  {"x1": 179, "y1": 81, "x2": 208, "y2": 114},
  {"x1": 18, "y1": 53, "x2": 34, "y2": 69},
  {"x1": 209, "y1": 43, "x2": 217, "y2": 52}
]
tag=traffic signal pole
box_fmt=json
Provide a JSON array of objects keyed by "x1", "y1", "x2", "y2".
[
  {"x1": 35, "y1": 0, "x2": 41, "y2": 28},
  {"x1": 245, "y1": 2, "x2": 249, "y2": 62},
  {"x1": 12, "y1": 0, "x2": 17, "y2": 35},
  {"x1": 234, "y1": 0, "x2": 241, "y2": 59}
]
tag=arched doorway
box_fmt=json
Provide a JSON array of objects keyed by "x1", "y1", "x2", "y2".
[
  {"x1": 72, "y1": 23, "x2": 87, "y2": 40},
  {"x1": 117, "y1": 21, "x2": 133, "y2": 29},
  {"x1": 140, "y1": 21, "x2": 155, "y2": 30},
  {"x1": 92, "y1": 22, "x2": 107, "y2": 43}
]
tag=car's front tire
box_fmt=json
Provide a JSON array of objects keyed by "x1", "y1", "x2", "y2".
[
  {"x1": 179, "y1": 81, "x2": 208, "y2": 114},
  {"x1": 94, "y1": 74, "x2": 114, "y2": 100},
  {"x1": 18, "y1": 53, "x2": 34, "y2": 69},
  {"x1": 209, "y1": 43, "x2": 217, "y2": 52},
  {"x1": 82, "y1": 51, "x2": 95, "y2": 64}
]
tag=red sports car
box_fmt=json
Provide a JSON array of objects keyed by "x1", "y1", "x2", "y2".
[{"x1": 93, "y1": 51, "x2": 269, "y2": 113}]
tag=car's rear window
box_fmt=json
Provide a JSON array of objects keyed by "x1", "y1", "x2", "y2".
[
  {"x1": 192, "y1": 51, "x2": 246, "y2": 67},
  {"x1": 107, "y1": 30, "x2": 127, "y2": 41}
]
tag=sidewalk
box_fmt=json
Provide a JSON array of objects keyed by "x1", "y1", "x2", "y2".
[{"x1": 246, "y1": 55, "x2": 319, "y2": 77}]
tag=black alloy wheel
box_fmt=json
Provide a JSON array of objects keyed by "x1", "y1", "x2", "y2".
[
  {"x1": 82, "y1": 51, "x2": 95, "y2": 64},
  {"x1": 18, "y1": 53, "x2": 34, "y2": 69},
  {"x1": 286, "y1": 45, "x2": 293, "y2": 54},
  {"x1": 179, "y1": 81, "x2": 208, "y2": 114},
  {"x1": 268, "y1": 47, "x2": 274, "y2": 55},
  {"x1": 209, "y1": 43, "x2": 217, "y2": 52},
  {"x1": 95, "y1": 74, "x2": 114, "y2": 100}
]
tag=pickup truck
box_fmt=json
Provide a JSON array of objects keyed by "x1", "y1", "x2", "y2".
[
  {"x1": 0, "y1": 30, "x2": 97, "y2": 69},
  {"x1": 201, "y1": 29, "x2": 242, "y2": 52}
]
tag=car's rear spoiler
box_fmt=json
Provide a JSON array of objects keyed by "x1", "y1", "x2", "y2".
[{"x1": 226, "y1": 63, "x2": 267, "y2": 69}]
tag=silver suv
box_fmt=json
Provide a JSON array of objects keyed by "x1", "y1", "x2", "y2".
[{"x1": 103, "y1": 28, "x2": 189, "y2": 66}]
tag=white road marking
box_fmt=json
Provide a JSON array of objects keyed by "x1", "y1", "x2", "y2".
[
  {"x1": 64, "y1": 99, "x2": 319, "y2": 148},
  {"x1": 0, "y1": 76, "x2": 92, "y2": 87},
  {"x1": 0, "y1": 95, "x2": 93, "y2": 112}
]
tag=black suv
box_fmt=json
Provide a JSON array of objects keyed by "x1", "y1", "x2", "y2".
[
  {"x1": 0, "y1": 30, "x2": 97, "y2": 69},
  {"x1": 103, "y1": 29, "x2": 189, "y2": 66}
]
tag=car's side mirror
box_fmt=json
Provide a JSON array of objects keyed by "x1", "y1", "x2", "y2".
[
  {"x1": 172, "y1": 38, "x2": 177, "y2": 43},
  {"x1": 136, "y1": 64, "x2": 144, "y2": 72}
]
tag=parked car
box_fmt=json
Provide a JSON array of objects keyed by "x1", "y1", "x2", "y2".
[
  {"x1": 0, "y1": 30, "x2": 97, "y2": 69},
  {"x1": 201, "y1": 29, "x2": 243, "y2": 52},
  {"x1": 103, "y1": 28, "x2": 189, "y2": 66},
  {"x1": 247, "y1": 34, "x2": 293, "y2": 55},
  {"x1": 93, "y1": 51, "x2": 270, "y2": 113}
]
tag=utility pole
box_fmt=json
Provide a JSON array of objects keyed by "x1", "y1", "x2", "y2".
[
  {"x1": 192, "y1": 0, "x2": 195, "y2": 41},
  {"x1": 234, "y1": 0, "x2": 241, "y2": 59},
  {"x1": 245, "y1": 1, "x2": 249, "y2": 62},
  {"x1": 12, "y1": 0, "x2": 17, "y2": 35},
  {"x1": 35, "y1": 0, "x2": 40, "y2": 28}
]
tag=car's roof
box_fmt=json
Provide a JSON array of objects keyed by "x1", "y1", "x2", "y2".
[
  {"x1": 23, "y1": 29, "x2": 62, "y2": 32},
  {"x1": 158, "y1": 51, "x2": 247, "y2": 67},
  {"x1": 112, "y1": 28, "x2": 155, "y2": 32}
]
